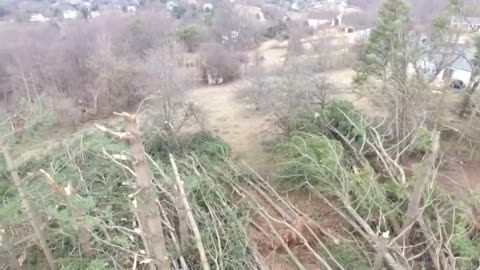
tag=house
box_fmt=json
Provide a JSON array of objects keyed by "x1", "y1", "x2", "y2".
[
  {"x1": 91, "y1": 11, "x2": 101, "y2": 18},
  {"x1": 307, "y1": 18, "x2": 330, "y2": 29},
  {"x1": 451, "y1": 16, "x2": 480, "y2": 31},
  {"x1": 347, "y1": 28, "x2": 371, "y2": 44},
  {"x1": 307, "y1": 11, "x2": 336, "y2": 29},
  {"x1": 63, "y1": 9, "x2": 78, "y2": 19},
  {"x1": 65, "y1": 0, "x2": 82, "y2": 5},
  {"x1": 83, "y1": 1, "x2": 92, "y2": 9},
  {"x1": 29, "y1": 13, "x2": 47, "y2": 22},
  {"x1": 203, "y1": 3, "x2": 214, "y2": 12},
  {"x1": 418, "y1": 52, "x2": 475, "y2": 89},
  {"x1": 127, "y1": 5, "x2": 136, "y2": 14},
  {"x1": 291, "y1": 2, "x2": 302, "y2": 11},
  {"x1": 167, "y1": 1, "x2": 178, "y2": 11}
]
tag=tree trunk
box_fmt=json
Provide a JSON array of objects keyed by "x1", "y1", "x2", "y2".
[
  {"x1": 114, "y1": 114, "x2": 169, "y2": 269},
  {"x1": 175, "y1": 193, "x2": 189, "y2": 251},
  {"x1": 401, "y1": 132, "x2": 440, "y2": 242},
  {"x1": 170, "y1": 154, "x2": 210, "y2": 270},
  {"x1": 39, "y1": 170, "x2": 93, "y2": 259},
  {"x1": 18, "y1": 62, "x2": 32, "y2": 104},
  {"x1": 1, "y1": 145, "x2": 56, "y2": 270}
]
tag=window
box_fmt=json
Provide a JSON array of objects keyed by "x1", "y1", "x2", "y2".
[{"x1": 442, "y1": 68, "x2": 454, "y2": 81}]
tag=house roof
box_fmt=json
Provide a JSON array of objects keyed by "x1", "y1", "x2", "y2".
[
  {"x1": 451, "y1": 53, "x2": 474, "y2": 71},
  {"x1": 451, "y1": 16, "x2": 480, "y2": 26},
  {"x1": 424, "y1": 52, "x2": 474, "y2": 72}
]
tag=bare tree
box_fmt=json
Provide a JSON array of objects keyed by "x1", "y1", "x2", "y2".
[
  {"x1": 199, "y1": 43, "x2": 242, "y2": 84},
  {"x1": 243, "y1": 59, "x2": 334, "y2": 136}
]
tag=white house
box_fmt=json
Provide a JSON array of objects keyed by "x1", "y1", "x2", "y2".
[
  {"x1": 166, "y1": 1, "x2": 178, "y2": 11},
  {"x1": 291, "y1": 2, "x2": 302, "y2": 11},
  {"x1": 127, "y1": 5, "x2": 137, "y2": 14},
  {"x1": 91, "y1": 11, "x2": 101, "y2": 18},
  {"x1": 451, "y1": 16, "x2": 480, "y2": 31},
  {"x1": 347, "y1": 28, "x2": 371, "y2": 44},
  {"x1": 307, "y1": 19, "x2": 330, "y2": 29},
  {"x1": 65, "y1": 0, "x2": 82, "y2": 4},
  {"x1": 63, "y1": 9, "x2": 78, "y2": 19},
  {"x1": 29, "y1": 13, "x2": 47, "y2": 22},
  {"x1": 83, "y1": 1, "x2": 92, "y2": 9},
  {"x1": 203, "y1": 3, "x2": 214, "y2": 12},
  {"x1": 307, "y1": 11, "x2": 337, "y2": 30},
  {"x1": 417, "y1": 53, "x2": 474, "y2": 89}
]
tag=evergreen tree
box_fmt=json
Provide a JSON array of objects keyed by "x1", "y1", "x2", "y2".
[
  {"x1": 353, "y1": 0, "x2": 423, "y2": 161},
  {"x1": 354, "y1": 0, "x2": 412, "y2": 85},
  {"x1": 460, "y1": 36, "x2": 480, "y2": 116}
]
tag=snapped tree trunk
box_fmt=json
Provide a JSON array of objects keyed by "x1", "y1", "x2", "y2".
[
  {"x1": 1, "y1": 145, "x2": 56, "y2": 270},
  {"x1": 97, "y1": 113, "x2": 169, "y2": 269},
  {"x1": 401, "y1": 131, "x2": 440, "y2": 242},
  {"x1": 170, "y1": 154, "x2": 210, "y2": 270},
  {"x1": 175, "y1": 190, "x2": 189, "y2": 251},
  {"x1": 39, "y1": 170, "x2": 93, "y2": 259}
]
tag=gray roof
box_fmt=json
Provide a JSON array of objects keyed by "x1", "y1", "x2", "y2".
[
  {"x1": 450, "y1": 53, "x2": 474, "y2": 71},
  {"x1": 421, "y1": 51, "x2": 474, "y2": 72},
  {"x1": 452, "y1": 16, "x2": 480, "y2": 26}
]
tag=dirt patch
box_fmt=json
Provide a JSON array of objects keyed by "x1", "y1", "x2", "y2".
[
  {"x1": 186, "y1": 81, "x2": 277, "y2": 170},
  {"x1": 245, "y1": 187, "x2": 342, "y2": 270},
  {"x1": 185, "y1": 67, "x2": 363, "y2": 171},
  {"x1": 437, "y1": 158, "x2": 480, "y2": 194}
]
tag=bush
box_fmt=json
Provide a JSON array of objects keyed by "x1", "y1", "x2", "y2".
[
  {"x1": 186, "y1": 131, "x2": 230, "y2": 160},
  {"x1": 275, "y1": 132, "x2": 344, "y2": 189},
  {"x1": 177, "y1": 25, "x2": 200, "y2": 52},
  {"x1": 145, "y1": 131, "x2": 229, "y2": 162},
  {"x1": 323, "y1": 101, "x2": 364, "y2": 142},
  {"x1": 411, "y1": 127, "x2": 432, "y2": 154},
  {"x1": 145, "y1": 135, "x2": 171, "y2": 161},
  {"x1": 200, "y1": 43, "x2": 241, "y2": 84},
  {"x1": 172, "y1": 6, "x2": 187, "y2": 19}
]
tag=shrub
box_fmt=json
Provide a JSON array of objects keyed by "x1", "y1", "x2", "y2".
[
  {"x1": 177, "y1": 25, "x2": 200, "y2": 52},
  {"x1": 323, "y1": 101, "x2": 364, "y2": 142},
  {"x1": 186, "y1": 131, "x2": 230, "y2": 160},
  {"x1": 411, "y1": 127, "x2": 432, "y2": 154},
  {"x1": 275, "y1": 132, "x2": 343, "y2": 189},
  {"x1": 200, "y1": 43, "x2": 241, "y2": 83},
  {"x1": 172, "y1": 6, "x2": 187, "y2": 19},
  {"x1": 145, "y1": 135, "x2": 171, "y2": 161}
]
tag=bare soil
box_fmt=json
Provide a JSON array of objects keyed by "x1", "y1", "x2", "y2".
[
  {"x1": 187, "y1": 80, "x2": 277, "y2": 171},
  {"x1": 437, "y1": 157, "x2": 480, "y2": 194}
]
